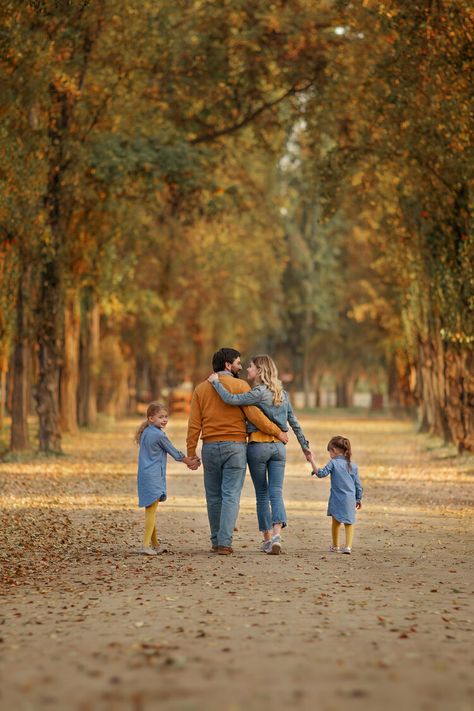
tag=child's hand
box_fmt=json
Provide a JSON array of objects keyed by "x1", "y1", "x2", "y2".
[
  {"x1": 208, "y1": 373, "x2": 218, "y2": 383},
  {"x1": 303, "y1": 448, "x2": 313, "y2": 462},
  {"x1": 356, "y1": 501, "x2": 362, "y2": 510},
  {"x1": 183, "y1": 455, "x2": 201, "y2": 470}
]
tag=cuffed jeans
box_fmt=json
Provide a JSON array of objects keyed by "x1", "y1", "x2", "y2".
[
  {"x1": 202, "y1": 441, "x2": 247, "y2": 548},
  {"x1": 247, "y1": 441, "x2": 287, "y2": 532}
]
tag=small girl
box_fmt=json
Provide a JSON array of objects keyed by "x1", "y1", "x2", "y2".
[
  {"x1": 136, "y1": 402, "x2": 199, "y2": 555},
  {"x1": 310, "y1": 435, "x2": 363, "y2": 555}
]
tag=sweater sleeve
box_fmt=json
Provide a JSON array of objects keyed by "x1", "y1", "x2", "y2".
[
  {"x1": 186, "y1": 390, "x2": 202, "y2": 457},
  {"x1": 212, "y1": 380, "x2": 264, "y2": 406},
  {"x1": 243, "y1": 404, "x2": 282, "y2": 438}
]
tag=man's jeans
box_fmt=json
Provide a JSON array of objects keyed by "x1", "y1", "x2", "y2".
[
  {"x1": 202, "y1": 442, "x2": 247, "y2": 548},
  {"x1": 247, "y1": 442, "x2": 287, "y2": 532}
]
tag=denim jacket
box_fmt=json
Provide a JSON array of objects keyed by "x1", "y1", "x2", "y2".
[{"x1": 212, "y1": 381, "x2": 309, "y2": 451}]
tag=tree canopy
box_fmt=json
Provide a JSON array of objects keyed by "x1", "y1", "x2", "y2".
[{"x1": 0, "y1": 0, "x2": 472, "y2": 451}]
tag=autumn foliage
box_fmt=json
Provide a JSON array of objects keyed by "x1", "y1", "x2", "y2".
[{"x1": 0, "y1": 1, "x2": 472, "y2": 452}]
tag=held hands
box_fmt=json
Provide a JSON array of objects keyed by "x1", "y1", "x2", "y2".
[
  {"x1": 306, "y1": 451, "x2": 318, "y2": 476},
  {"x1": 207, "y1": 373, "x2": 218, "y2": 383},
  {"x1": 183, "y1": 455, "x2": 201, "y2": 471}
]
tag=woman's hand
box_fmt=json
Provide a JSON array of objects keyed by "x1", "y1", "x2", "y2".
[
  {"x1": 208, "y1": 373, "x2": 218, "y2": 383},
  {"x1": 307, "y1": 452, "x2": 317, "y2": 472},
  {"x1": 278, "y1": 431, "x2": 289, "y2": 444}
]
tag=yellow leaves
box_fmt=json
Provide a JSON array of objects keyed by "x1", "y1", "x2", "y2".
[
  {"x1": 51, "y1": 71, "x2": 81, "y2": 99},
  {"x1": 351, "y1": 172, "x2": 364, "y2": 187},
  {"x1": 266, "y1": 15, "x2": 281, "y2": 34}
]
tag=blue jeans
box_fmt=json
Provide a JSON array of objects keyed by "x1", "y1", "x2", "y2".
[
  {"x1": 247, "y1": 442, "x2": 287, "y2": 532},
  {"x1": 202, "y1": 442, "x2": 247, "y2": 548}
]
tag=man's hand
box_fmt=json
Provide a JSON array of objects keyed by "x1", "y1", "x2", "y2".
[
  {"x1": 207, "y1": 373, "x2": 218, "y2": 383},
  {"x1": 356, "y1": 501, "x2": 362, "y2": 510},
  {"x1": 183, "y1": 455, "x2": 201, "y2": 470},
  {"x1": 278, "y1": 431, "x2": 289, "y2": 444}
]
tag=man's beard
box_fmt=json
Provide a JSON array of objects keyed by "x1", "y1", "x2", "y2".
[{"x1": 230, "y1": 367, "x2": 240, "y2": 378}]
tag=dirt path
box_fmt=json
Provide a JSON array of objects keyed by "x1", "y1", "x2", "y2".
[{"x1": 1, "y1": 413, "x2": 473, "y2": 711}]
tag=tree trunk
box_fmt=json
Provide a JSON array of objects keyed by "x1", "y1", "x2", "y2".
[
  {"x1": 444, "y1": 345, "x2": 474, "y2": 452},
  {"x1": 148, "y1": 360, "x2": 163, "y2": 402},
  {"x1": 35, "y1": 256, "x2": 63, "y2": 453},
  {"x1": 78, "y1": 295, "x2": 99, "y2": 428},
  {"x1": 431, "y1": 327, "x2": 451, "y2": 443},
  {"x1": 10, "y1": 277, "x2": 31, "y2": 450},
  {"x1": 97, "y1": 333, "x2": 126, "y2": 418},
  {"x1": 302, "y1": 349, "x2": 312, "y2": 409},
  {"x1": 0, "y1": 354, "x2": 8, "y2": 431},
  {"x1": 335, "y1": 376, "x2": 354, "y2": 408},
  {"x1": 59, "y1": 292, "x2": 80, "y2": 433},
  {"x1": 34, "y1": 80, "x2": 71, "y2": 453},
  {"x1": 312, "y1": 372, "x2": 322, "y2": 409}
]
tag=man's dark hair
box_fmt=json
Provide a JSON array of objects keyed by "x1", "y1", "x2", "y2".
[{"x1": 212, "y1": 348, "x2": 240, "y2": 374}]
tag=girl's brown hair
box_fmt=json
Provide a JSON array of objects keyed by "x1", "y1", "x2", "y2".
[
  {"x1": 327, "y1": 435, "x2": 352, "y2": 471},
  {"x1": 251, "y1": 354, "x2": 284, "y2": 406},
  {"x1": 135, "y1": 402, "x2": 167, "y2": 445}
]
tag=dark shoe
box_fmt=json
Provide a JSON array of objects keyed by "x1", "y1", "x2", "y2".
[
  {"x1": 210, "y1": 545, "x2": 218, "y2": 553},
  {"x1": 217, "y1": 546, "x2": 233, "y2": 555}
]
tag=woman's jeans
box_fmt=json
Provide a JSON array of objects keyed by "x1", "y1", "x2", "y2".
[{"x1": 246, "y1": 442, "x2": 287, "y2": 532}]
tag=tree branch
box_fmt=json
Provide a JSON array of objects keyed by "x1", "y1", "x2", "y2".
[{"x1": 190, "y1": 79, "x2": 317, "y2": 145}]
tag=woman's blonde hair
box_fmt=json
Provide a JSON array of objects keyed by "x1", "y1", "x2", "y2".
[
  {"x1": 251, "y1": 354, "x2": 284, "y2": 406},
  {"x1": 135, "y1": 402, "x2": 167, "y2": 445}
]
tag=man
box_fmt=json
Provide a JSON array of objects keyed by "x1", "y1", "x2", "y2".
[{"x1": 187, "y1": 347, "x2": 288, "y2": 555}]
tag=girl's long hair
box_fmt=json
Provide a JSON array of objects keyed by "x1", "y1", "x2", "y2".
[
  {"x1": 251, "y1": 354, "x2": 284, "y2": 406},
  {"x1": 135, "y1": 402, "x2": 167, "y2": 445},
  {"x1": 327, "y1": 435, "x2": 352, "y2": 471}
]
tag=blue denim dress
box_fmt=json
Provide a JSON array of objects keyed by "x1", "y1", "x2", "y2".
[
  {"x1": 315, "y1": 456, "x2": 363, "y2": 524},
  {"x1": 137, "y1": 425, "x2": 185, "y2": 507}
]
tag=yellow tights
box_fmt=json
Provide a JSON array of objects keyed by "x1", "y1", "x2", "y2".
[
  {"x1": 332, "y1": 517, "x2": 354, "y2": 548},
  {"x1": 144, "y1": 501, "x2": 159, "y2": 547}
]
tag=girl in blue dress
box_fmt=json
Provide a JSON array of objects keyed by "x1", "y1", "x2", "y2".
[
  {"x1": 310, "y1": 435, "x2": 363, "y2": 555},
  {"x1": 135, "y1": 402, "x2": 199, "y2": 555}
]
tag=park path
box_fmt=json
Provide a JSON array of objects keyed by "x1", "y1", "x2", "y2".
[{"x1": 1, "y1": 412, "x2": 473, "y2": 711}]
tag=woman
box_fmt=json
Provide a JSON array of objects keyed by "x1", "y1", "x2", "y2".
[{"x1": 208, "y1": 354, "x2": 312, "y2": 555}]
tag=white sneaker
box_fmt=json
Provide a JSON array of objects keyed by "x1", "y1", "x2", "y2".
[
  {"x1": 342, "y1": 547, "x2": 352, "y2": 555},
  {"x1": 260, "y1": 540, "x2": 272, "y2": 554},
  {"x1": 270, "y1": 535, "x2": 281, "y2": 555},
  {"x1": 153, "y1": 544, "x2": 169, "y2": 554},
  {"x1": 329, "y1": 545, "x2": 341, "y2": 553},
  {"x1": 140, "y1": 546, "x2": 158, "y2": 556}
]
